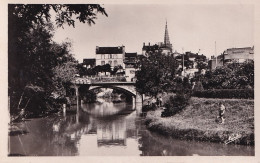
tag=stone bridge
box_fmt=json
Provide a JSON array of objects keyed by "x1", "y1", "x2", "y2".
[{"x1": 72, "y1": 77, "x2": 142, "y2": 107}]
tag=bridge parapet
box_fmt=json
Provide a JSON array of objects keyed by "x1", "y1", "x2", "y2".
[{"x1": 73, "y1": 76, "x2": 135, "y2": 85}]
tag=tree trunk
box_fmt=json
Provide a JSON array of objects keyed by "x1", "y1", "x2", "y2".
[
  {"x1": 24, "y1": 98, "x2": 31, "y2": 110},
  {"x1": 17, "y1": 91, "x2": 25, "y2": 110},
  {"x1": 141, "y1": 94, "x2": 144, "y2": 106}
]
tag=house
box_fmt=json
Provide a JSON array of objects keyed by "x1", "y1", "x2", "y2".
[
  {"x1": 142, "y1": 43, "x2": 160, "y2": 56},
  {"x1": 124, "y1": 53, "x2": 137, "y2": 82},
  {"x1": 223, "y1": 46, "x2": 254, "y2": 64},
  {"x1": 82, "y1": 58, "x2": 96, "y2": 69},
  {"x1": 208, "y1": 55, "x2": 224, "y2": 70},
  {"x1": 209, "y1": 46, "x2": 254, "y2": 70},
  {"x1": 95, "y1": 46, "x2": 125, "y2": 69},
  {"x1": 175, "y1": 52, "x2": 207, "y2": 77}
]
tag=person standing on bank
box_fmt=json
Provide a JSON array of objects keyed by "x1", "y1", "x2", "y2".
[
  {"x1": 156, "y1": 97, "x2": 159, "y2": 107},
  {"x1": 159, "y1": 96, "x2": 163, "y2": 107},
  {"x1": 217, "y1": 103, "x2": 226, "y2": 124}
]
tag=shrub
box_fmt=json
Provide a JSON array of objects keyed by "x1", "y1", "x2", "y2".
[
  {"x1": 192, "y1": 89, "x2": 254, "y2": 99},
  {"x1": 161, "y1": 93, "x2": 190, "y2": 117},
  {"x1": 193, "y1": 81, "x2": 204, "y2": 91},
  {"x1": 142, "y1": 103, "x2": 157, "y2": 112}
]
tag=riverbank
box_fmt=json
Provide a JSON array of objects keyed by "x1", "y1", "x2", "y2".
[{"x1": 144, "y1": 97, "x2": 254, "y2": 146}]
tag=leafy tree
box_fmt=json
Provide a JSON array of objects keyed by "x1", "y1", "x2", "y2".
[
  {"x1": 161, "y1": 77, "x2": 192, "y2": 117},
  {"x1": 136, "y1": 52, "x2": 178, "y2": 98},
  {"x1": 196, "y1": 61, "x2": 207, "y2": 73},
  {"x1": 102, "y1": 64, "x2": 111, "y2": 75},
  {"x1": 52, "y1": 61, "x2": 78, "y2": 98},
  {"x1": 198, "y1": 61, "x2": 254, "y2": 89},
  {"x1": 111, "y1": 65, "x2": 123, "y2": 75},
  {"x1": 8, "y1": 4, "x2": 107, "y2": 116}
]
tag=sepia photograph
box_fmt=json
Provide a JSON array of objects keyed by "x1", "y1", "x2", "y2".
[{"x1": 1, "y1": 0, "x2": 259, "y2": 162}]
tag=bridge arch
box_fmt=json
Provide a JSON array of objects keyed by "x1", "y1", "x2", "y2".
[{"x1": 88, "y1": 85, "x2": 136, "y2": 97}]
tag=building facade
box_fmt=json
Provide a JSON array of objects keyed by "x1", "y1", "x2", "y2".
[
  {"x1": 208, "y1": 55, "x2": 224, "y2": 70},
  {"x1": 175, "y1": 52, "x2": 208, "y2": 77},
  {"x1": 209, "y1": 46, "x2": 254, "y2": 70},
  {"x1": 95, "y1": 46, "x2": 125, "y2": 69},
  {"x1": 82, "y1": 58, "x2": 96, "y2": 69},
  {"x1": 124, "y1": 53, "x2": 137, "y2": 82},
  {"x1": 223, "y1": 46, "x2": 254, "y2": 64}
]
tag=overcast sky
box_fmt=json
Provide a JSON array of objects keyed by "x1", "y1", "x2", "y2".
[{"x1": 52, "y1": 4, "x2": 254, "y2": 62}]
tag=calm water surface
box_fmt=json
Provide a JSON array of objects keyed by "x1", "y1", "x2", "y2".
[{"x1": 9, "y1": 100, "x2": 254, "y2": 156}]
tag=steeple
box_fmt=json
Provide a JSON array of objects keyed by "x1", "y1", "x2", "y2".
[{"x1": 164, "y1": 21, "x2": 172, "y2": 51}]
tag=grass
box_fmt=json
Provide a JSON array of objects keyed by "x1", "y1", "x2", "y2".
[{"x1": 145, "y1": 97, "x2": 254, "y2": 145}]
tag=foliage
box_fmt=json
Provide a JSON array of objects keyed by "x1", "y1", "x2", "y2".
[
  {"x1": 111, "y1": 65, "x2": 124, "y2": 75},
  {"x1": 146, "y1": 97, "x2": 254, "y2": 145},
  {"x1": 52, "y1": 61, "x2": 78, "y2": 98},
  {"x1": 197, "y1": 61, "x2": 254, "y2": 89},
  {"x1": 142, "y1": 104, "x2": 157, "y2": 112},
  {"x1": 161, "y1": 93, "x2": 190, "y2": 117},
  {"x1": 174, "y1": 77, "x2": 192, "y2": 94},
  {"x1": 196, "y1": 61, "x2": 208, "y2": 73},
  {"x1": 193, "y1": 81, "x2": 204, "y2": 91},
  {"x1": 8, "y1": 4, "x2": 107, "y2": 116},
  {"x1": 135, "y1": 52, "x2": 178, "y2": 97},
  {"x1": 81, "y1": 90, "x2": 97, "y2": 103},
  {"x1": 192, "y1": 89, "x2": 254, "y2": 99},
  {"x1": 160, "y1": 77, "x2": 192, "y2": 117},
  {"x1": 78, "y1": 64, "x2": 123, "y2": 77},
  {"x1": 9, "y1": 4, "x2": 107, "y2": 28},
  {"x1": 102, "y1": 64, "x2": 112, "y2": 75}
]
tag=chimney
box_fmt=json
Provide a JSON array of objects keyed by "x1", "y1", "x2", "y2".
[
  {"x1": 122, "y1": 46, "x2": 125, "y2": 53},
  {"x1": 149, "y1": 42, "x2": 150, "y2": 46},
  {"x1": 143, "y1": 42, "x2": 145, "y2": 47}
]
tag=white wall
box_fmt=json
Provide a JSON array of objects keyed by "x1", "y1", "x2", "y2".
[
  {"x1": 95, "y1": 53, "x2": 125, "y2": 68},
  {"x1": 125, "y1": 67, "x2": 136, "y2": 82}
]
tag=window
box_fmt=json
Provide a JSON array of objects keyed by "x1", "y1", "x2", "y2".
[
  {"x1": 101, "y1": 61, "x2": 105, "y2": 65},
  {"x1": 108, "y1": 60, "x2": 112, "y2": 65},
  {"x1": 110, "y1": 54, "x2": 113, "y2": 59},
  {"x1": 114, "y1": 60, "x2": 117, "y2": 66},
  {"x1": 130, "y1": 70, "x2": 135, "y2": 74}
]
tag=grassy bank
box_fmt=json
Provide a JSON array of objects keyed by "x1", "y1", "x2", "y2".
[{"x1": 145, "y1": 97, "x2": 254, "y2": 145}]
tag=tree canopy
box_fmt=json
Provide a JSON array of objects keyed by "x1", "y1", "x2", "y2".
[
  {"x1": 135, "y1": 53, "x2": 178, "y2": 97},
  {"x1": 198, "y1": 61, "x2": 254, "y2": 89},
  {"x1": 8, "y1": 4, "x2": 107, "y2": 116}
]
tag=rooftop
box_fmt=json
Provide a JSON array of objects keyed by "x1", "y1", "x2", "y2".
[
  {"x1": 83, "y1": 58, "x2": 96, "y2": 65},
  {"x1": 96, "y1": 46, "x2": 125, "y2": 54},
  {"x1": 125, "y1": 53, "x2": 137, "y2": 57}
]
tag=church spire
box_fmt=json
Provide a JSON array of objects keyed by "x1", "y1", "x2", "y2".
[{"x1": 164, "y1": 21, "x2": 171, "y2": 47}]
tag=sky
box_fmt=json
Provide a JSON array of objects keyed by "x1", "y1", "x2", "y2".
[{"x1": 52, "y1": 4, "x2": 254, "y2": 62}]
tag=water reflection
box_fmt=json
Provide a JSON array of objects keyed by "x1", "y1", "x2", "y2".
[
  {"x1": 9, "y1": 101, "x2": 254, "y2": 156},
  {"x1": 97, "y1": 118, "x2": 126, "y2": 147},
  {"x1": 138, "y1": 129, "x2": 254, "y2": 156}
]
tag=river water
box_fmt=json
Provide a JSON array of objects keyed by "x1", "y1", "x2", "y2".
[{"x1": 9, "y1": 100, "x2": 254, "y2": 156}]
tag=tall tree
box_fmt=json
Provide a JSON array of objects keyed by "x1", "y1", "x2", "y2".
[
  {"x1": 8, "y1": 4, "x2": 107, "y2": 115},
  {"x1": 136, "y1": 53, "x2": 178, "y2": 97}
]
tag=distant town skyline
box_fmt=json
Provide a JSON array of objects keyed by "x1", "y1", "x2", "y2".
[{"x1": 52, "y1": 4, "x2": 254, "y2": 62}]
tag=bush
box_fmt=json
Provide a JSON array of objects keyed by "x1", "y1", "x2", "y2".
[
  {"x1": 161, "y1": 93, "x2": 190, "y2": 117},
  {"x1": 192, "y1": 89, "x2": 254, "y2": 99},
  {"x1": 193, "y1": 81, "x2": 204, "y2": 91},
  {"x1": 142, "y1": 103, "x2": 157, "y2": 112}
]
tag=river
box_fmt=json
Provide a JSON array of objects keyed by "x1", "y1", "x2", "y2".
[{"x1": 9, "y1": 100, "x2": 254, "y2": 156}]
